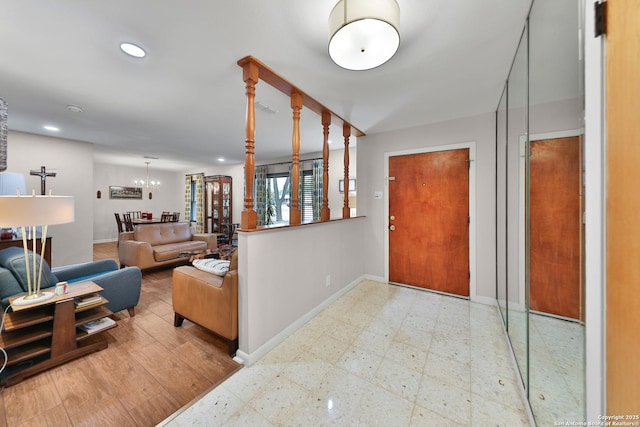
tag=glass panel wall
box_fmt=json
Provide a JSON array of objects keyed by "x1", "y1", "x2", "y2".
[
  {"x1": 496, "y1": 85, "x2": 508, "y2": 325},
  {"x1": 507, "y1": 23, "x2": 529, "y2": 390},
  {"x1": 496, "y1": 0, "x2": 585, "y2": 423}
]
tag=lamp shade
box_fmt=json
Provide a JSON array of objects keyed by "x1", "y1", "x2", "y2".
[
  {"x1": 329, "y1": 0, "x2": 400, "y2": 71},
  {"x1": 0, "y1": 195, "x2": 75, "y2": 227}
]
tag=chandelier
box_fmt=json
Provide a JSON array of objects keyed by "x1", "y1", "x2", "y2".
[{"x1": 134, "y1": 161, "x2": 160, "y2": 190}]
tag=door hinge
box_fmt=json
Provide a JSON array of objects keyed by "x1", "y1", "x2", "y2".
[{"x1": 595, "y1": 1, "x2": 606, "y2": 37}]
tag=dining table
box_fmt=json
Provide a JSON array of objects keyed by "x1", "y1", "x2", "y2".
[{"x1": 131, "y1": 217, "x2": 164, "y2": 225}]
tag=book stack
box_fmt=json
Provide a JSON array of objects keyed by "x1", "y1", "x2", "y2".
[
  {"x1": 74, "y1": 294, "x2": 103, "y2": 308},
  {"x1": 78, "y1": 317, "x2": 116, "y2": 334}
]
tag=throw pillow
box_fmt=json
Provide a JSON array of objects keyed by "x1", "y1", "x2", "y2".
[
  {"x1": 0, "y1": 247, "x2": 59, "y2": 292},
  {"x1": 192, "y1": 259, "x2": 230, "y2": 276}
]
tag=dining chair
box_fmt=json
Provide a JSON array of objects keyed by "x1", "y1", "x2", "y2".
[
  {"x1": 123, "y1": 213, "x2": 134, "y2": 231},
  {"x1": 172, "y1": 212, "x2": 180, "y2": 222},
  {"x1": 161, "y1": 213, "x2": 173, "y2": 222},
  {"x1": 114, "y1": 213, "x2": 125, "y2": 233}
]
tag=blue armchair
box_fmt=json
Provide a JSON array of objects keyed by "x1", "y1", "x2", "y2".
[{"x1": 0, "y1": 247, "x2": 141, "y2": 316}]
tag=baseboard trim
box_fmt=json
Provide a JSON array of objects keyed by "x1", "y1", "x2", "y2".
[
  {"x1": 234, "y1": 274, "x2": 364, "y2": 366},
  {"x1": 93, "y1": 238, "x2": 118, "y2": 244},
  {"x1": 471, "y1": 295, "x2": 497, "y2": 306}
]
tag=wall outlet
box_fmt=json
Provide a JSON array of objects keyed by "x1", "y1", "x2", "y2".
[{"x1": 325, "y1": 275, "x2": 331, "y2": 287}]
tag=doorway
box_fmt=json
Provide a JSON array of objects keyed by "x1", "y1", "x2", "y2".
[
  {"x1": 387, "y1": 146, "x2": 473, "y2": 297},
  {"x1": 529, "y1": 135, "x2": 583, "y2": 320}
]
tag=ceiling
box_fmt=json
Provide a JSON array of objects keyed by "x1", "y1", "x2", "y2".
[{"x1": 0, "y1": 0, "x2": 533, "y2": 171}]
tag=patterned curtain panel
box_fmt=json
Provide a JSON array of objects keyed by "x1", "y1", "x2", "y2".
[
  {"x1": 184, "y1": 175, "x2": 192, "y2": 223},
  {"x1": 254, "y1": 166, "x2": 268, "y2": 226},
  {"x1": 194, "y1": 173, "x2": 204, "y2": 233},
  {"x1": 312, "y1": 159, "x2": 323, "y2": 221}
]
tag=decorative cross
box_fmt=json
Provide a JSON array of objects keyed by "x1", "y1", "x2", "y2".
[{"x1": 30, "y1": 166, "x2": 56, "y2": 195}]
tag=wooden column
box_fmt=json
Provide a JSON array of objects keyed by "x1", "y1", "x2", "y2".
[
  {"x1": 241, "y1": 61, "x2": 259, "y2": 229},
  {"x1": 342, "y1": 123, "x2": 351, "y2": 219},
  {"x1": 321, "y1": 111, "x2": 331, "y2": 221},
  {"x1": 290, "y1": 91, "x2": 302, "y2": 225}
]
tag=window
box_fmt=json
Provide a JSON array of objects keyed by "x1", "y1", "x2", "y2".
[
  {"x1": 263, "y1": 170, "x2": 315, "y2": 225},
  {"x1": 189, "y1": 180, "x2": 197, "y2": 222}
]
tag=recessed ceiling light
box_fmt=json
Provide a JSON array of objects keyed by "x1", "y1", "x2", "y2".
[
  {"x1": 120, "y1": 42, "x2": 146, "y2": 58},
  {"x1": 217, "y1": 158, "x2": 225, "y2": 162},
  {"x1": 67, "y1": 104, "x2": 83, "y2": 113},
  {"x1": 44, "y1": 125, "x2": 59, "y2": 132}
]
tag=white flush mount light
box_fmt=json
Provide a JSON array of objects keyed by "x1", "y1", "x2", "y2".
[
  {"x1": 66, "y1": 104, "x2": 83, "y2": 113},
  {"x1": 120, "y1": 42, "x2": 146, "y2": 58},
  {"x1": 328, "y1": 0, "x2": 400, "y2": 71},
  {"x1": 217, "y1": 158, "x2": 225, "y2": 162},
  {"x1": 43, "y1": 125, "x2": 59, "y2": 132}
]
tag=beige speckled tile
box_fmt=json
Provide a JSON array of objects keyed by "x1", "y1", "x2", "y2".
[{"x1": 166, "y1": 280, "x2": 531, "y2": 427}]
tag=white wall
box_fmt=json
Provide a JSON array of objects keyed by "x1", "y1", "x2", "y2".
[
  {"x1": 5, "y1": 131, "x2": 93, "y2": 266},
  {"x1": 357, "y1": 113, "x2": 497, "y2": 299},
  {"x1": 237, "y1": 217, "x2": 366, "y2": 363},
  {"x1": 93, "y1": 163, "x2": 185, "y2": 242}
]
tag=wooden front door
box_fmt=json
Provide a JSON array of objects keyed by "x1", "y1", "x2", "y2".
[
  {"x1": 529, "y1": 136, "x2": 583, "y2": 320},
  {"x1": 388, "y1": 149, "x2": 470, "y2": 297}
]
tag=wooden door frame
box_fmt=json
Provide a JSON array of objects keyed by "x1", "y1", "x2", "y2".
[
  {"x1": 518, "y1": 129, "x2": 584, "y2": 316},
  {"x1": 384, "y1": 142, "x2": 477, "y2": 300}
]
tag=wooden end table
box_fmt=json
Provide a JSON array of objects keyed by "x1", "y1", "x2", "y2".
[{"x1": 0, "y1": 281, "x2": 116, "y2": 386}]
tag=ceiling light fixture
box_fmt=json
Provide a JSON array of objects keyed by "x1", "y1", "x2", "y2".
[
  {"x1": 66, "y1": 105, "x2": 83, "y2": 113},
  {"x1": 328, "y1": 0, "x2": 400, "y2": 71},
  {"x1": 120, "y1": 42, "x2": 146, "y2": 58},
  {"x1": 134, "y1": 161, "x2": 160, "y2": 190},
  {"x1": 43, "y1": 125, "x2": 59, "y2": 132}
]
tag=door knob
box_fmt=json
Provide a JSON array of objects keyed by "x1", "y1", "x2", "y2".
[{"x1": 389, "y1": 225, "x2": 396, "y2": 231}]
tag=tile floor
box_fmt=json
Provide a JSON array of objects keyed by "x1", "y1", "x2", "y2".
[
  {"x1": 161, "y1": 280, "x2": 531, "y2": 426},
  {"x1": 505, "y1": 308, "x2": 586, "y2": 425}
]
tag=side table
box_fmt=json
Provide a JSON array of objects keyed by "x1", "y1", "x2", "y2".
[{"x1": 0, "y1": 281, "x2": 116, "y2": 386}]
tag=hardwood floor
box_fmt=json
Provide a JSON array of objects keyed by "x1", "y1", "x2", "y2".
[{"x1": 0, "y1": 242, "x2": 241, "y2": 427}]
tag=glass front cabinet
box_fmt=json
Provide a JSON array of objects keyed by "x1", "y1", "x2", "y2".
[{"x1": 204, "y1": 175, "x2": 232, "y2": 235}]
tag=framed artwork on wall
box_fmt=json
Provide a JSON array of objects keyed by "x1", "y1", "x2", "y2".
[
  {"x1": 339, "y1": 178, "x2": 356, "y2": 193},
  {"x1": 109, "y1": 186, "x2": 142, "y2": 200}
]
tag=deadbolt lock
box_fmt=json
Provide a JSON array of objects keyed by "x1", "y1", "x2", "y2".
[
  {"x1": 389, "y1": 225, "x2": 396, "y2": 231},
  {"x1": 390, "y1": 215, "x2": 395, "y2": 221}
]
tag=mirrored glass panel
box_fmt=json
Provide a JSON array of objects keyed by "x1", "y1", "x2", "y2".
[
  {"x1": 528, "y1": 0, "x2": 585, "y2": 423},
  {"x1": 506, "y1": 23, "x2": 529, "y2": 390},
  {"x1": 496, "y1": 85, "x2": 508, "y2": 325},
  {"x1": 496, "y1": 0, "x2": 586, "y2": 422}
]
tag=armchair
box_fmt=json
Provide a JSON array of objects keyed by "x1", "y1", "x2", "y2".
[{"x1": 0, "y1": 247, "x2": 141, "y2": 316}]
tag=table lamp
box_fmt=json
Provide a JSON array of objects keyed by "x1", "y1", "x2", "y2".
[{"x1": 0, "y1": 190, "x2": 74, "y2": 305}]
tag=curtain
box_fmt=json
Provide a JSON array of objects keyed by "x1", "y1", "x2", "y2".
[
  {"x1": 194, "y1": 173, "x2": 204, "y2": 233},
  {"x1": 254, "y1": 165, "x2": 268, "y2": 226},
  {"x1": 184, "y1": 175, "x2": 192, "y2": 224},
  {"x1": 312, "y1": 159, "x2": 323, "y2": 221}
]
